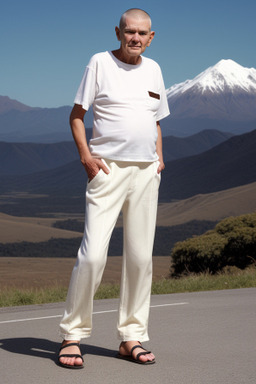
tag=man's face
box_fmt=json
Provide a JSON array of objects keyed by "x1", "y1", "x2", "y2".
[{"x1": 116, "y1": 15, "x2": 155, "y2": 59}]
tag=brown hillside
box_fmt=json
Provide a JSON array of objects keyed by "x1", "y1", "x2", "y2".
[
  {"x1": 157, "y1": 181, "x2": 256, "y2": 226},
  {"x1": 1, "y1": 182, "x2": 256, "y2": 244},
  {"x1": 0, "y1": 213, "x2": 83, "y2": 243}
]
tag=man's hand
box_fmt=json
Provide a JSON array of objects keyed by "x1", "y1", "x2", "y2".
[
  {"x1": 156, "y1": 122, "x2": 165, "y2": 174},
  {"x1": 83, "y1": 157, "x2": 110, "y2": 181},
  {"x1": 69, "y1": 104, "x2": 110, "y2": 182},
  {"x1": 157, "y1": 159, "x2": 165, "y2": 174}
]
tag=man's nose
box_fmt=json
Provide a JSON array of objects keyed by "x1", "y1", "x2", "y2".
[{"x1": 132, "y1": 32, "x2": 140, "y2": 42}]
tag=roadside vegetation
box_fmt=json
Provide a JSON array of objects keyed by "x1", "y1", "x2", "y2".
[
  {"x1": 170, "y1": 213, "x2": 256, "y2": 276},
  {"x1": 0, "y1": 266, "x2": 255, "y2": 307}
]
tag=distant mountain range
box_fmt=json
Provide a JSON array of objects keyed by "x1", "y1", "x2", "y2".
[
  {"x1": 0, "y1": 129, "x2": 232, "y2": 175},
  {"x1": 162, "y1": 129, "x2": 233, "y2": 162},
  {"x1": 160, "y1": 128, "x2": 256, "y2": 200},
  {"x1": 0, "y1": 96, "x2": 72, "y2": 142},
  {"x1": 0, "y1": 129, "x2": 255, "y2": 203},
  {"x1": 0, "y1": 59, "x2": 256, "y2": 141},
  {"x1": 0, "y1": 96, "x2": 93, "y2": 143}
]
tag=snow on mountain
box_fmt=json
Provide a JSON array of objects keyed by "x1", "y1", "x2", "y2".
[{"x1": 166, "y1": 59, "x2": 256, "y2": 121}]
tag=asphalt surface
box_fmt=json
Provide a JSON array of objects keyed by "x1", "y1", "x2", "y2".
[{"x1": 0, "y1": 288, "x2": 255, "y2": 384}]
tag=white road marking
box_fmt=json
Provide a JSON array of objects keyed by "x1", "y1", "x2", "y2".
[
  {"x1": 0, "y1": 314, "x2": 62, "y2": 324},
  {"x1": 151, "y1": 302, "x2": 188, "y2": 308},
  {"x1": 0, "y1": 302, "x2": 189, "y2": 325}
]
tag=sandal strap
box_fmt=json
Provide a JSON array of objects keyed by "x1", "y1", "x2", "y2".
[
  {"x1": 59, "y1": 342, "x2": 81, "y2": 352},
  {"x1": 130, "y1": 344, "x2": 145, "y2": 355},
  {"x1": 130, "y1": 344, "x2": 150, "y2": 357}
]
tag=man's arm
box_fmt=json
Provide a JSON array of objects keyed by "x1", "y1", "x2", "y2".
[
  {"x1": 69, "y1": 104, "x2": 109, "y2": 180},
  {"x1": 156, "y1": 121, "x2": 165, "y2": 174}
]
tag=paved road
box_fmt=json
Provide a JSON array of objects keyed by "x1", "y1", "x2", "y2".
[{"x1": 0, "y1": 288, "x2": 255, "y2": 384}]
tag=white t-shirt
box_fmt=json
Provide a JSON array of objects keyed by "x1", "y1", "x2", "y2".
[{"x1": 74, "y1": 51, "x2": 170, "y2": 162}]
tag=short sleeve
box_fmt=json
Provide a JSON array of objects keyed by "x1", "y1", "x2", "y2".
[
  {"x1": 156, "y1": 69, "x2": 170, "y2": 121},
  {"x1": 74, "y1": 56, "x2": 98, "y2": 110}
]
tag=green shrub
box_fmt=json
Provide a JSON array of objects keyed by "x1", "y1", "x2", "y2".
[
  {"x1": 215, "y1": 213, "x2": 256, "y2": 235},
  {"x1": 224, "y1": 227, "x2": 256, "y2": 268},
  {"x1": 170, "y1": 232, "x2": 228, "y2": 276},
  {"x1": 170, "y1": 212, "x2": 256, "y2": 276}
]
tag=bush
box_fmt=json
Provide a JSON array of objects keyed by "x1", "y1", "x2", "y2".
[
  {"x1": 170, "y1": 212, "x2": 256, "y2": 276},
  {"x1": 215, "y1": 213, "x2": 256, "y2": 235},
  {"x1": 224, "y1": 227, "x2": 256, "y2": 269},
  {"x1": 170, "y1": 232, "x2": 228, "y2": 276}
]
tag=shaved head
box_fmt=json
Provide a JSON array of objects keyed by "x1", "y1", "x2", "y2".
[{"x1": 119, "y1": 8, "x2": 152, "y2": 30}]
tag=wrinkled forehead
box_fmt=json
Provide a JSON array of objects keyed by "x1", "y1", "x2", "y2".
[{"x1": 122, "y1": 15, "x2": 151, "y2": 31}]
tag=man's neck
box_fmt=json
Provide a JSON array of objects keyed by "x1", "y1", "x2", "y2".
[{"x1": 111, "y1": 49, "x2": 142, "y2": 65}]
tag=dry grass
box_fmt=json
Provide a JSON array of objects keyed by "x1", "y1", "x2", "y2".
[
  {"x1": 1, "y1": 265, "x2": 255, "y2": 307},
  {"x1": 151, "y1": 266, "x2": 256, "y2": 294},
  {"x1": 0, "y1": 256, "x2": 171, "y2": 290},
  {"x1": 0, "y1": 256, "x2": 171, "y2": 307}
]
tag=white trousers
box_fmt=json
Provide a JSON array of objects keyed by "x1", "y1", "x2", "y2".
[{"x1": 59, "y1": 159, "x2": 160, "y2": 342}]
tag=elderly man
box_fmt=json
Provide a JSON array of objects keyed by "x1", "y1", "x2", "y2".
[{"x1": 58, "y1": 8, "x2": 170, "y2": 368}]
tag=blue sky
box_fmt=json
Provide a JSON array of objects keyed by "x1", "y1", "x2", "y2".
[{"x1": 1, "y1": 0, "x2": 255, "y2": 108}]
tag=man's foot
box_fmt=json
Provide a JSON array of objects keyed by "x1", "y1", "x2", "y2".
[
  {"x1": 58, "y1": 340, "x2": 84, "y2": 369},
  {"x1": 118, "y1": 341, "x2": 155, "y2": 364}
]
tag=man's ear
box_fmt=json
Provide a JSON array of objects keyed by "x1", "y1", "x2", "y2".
[
  {"x1": 147, "y1": 31, "x2": 155, "y2": 46},
  {"x1": 115, "y1": 26, "x2": 121, "y2": 41}
]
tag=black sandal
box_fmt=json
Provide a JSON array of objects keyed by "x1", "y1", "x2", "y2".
[
  {"x1": 117, "y1": 343, "x2": 155, "y2": 365},
  {"x1": 58, "y1": 342, "x2": 84, "y2": 369}
]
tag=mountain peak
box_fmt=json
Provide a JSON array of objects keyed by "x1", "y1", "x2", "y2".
[
  {"x1": 167, "y1": 59, "x2": 256, "y2": 97},
  {"x1": 0, "y1": 96, "x2": 35, "y2": 114},
  {"x1": 205, "y1": 59, "x2": 256, "y2": 93},
  {"x1": 214, "y1": 59, "x2": 242, "y2": 70},
  {"x1": 166, "y1": 59, "x2": 256, "y2": 122},
  {"x1": 212, "y1": 59, "x2": 250, "y2": 79}
]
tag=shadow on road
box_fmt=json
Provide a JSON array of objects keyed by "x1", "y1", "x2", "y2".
[{"x1": 0, "y1": 337, "x2": 117, "y2": 363}]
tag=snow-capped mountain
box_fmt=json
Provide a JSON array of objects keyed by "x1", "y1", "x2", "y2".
[{"x1": 165, "y1": 59, "x2": 256, "y2": 122}]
